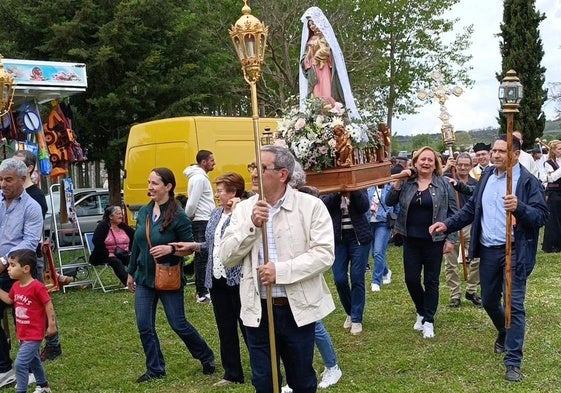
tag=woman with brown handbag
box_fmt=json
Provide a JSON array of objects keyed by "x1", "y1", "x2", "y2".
[{"x1": 126, "y1": 168, "x2": 215, "y2": 383}]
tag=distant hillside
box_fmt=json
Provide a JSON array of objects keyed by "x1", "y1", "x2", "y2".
[{"x1": 392, "y1": 119, "x2": 561, "y2": 155}]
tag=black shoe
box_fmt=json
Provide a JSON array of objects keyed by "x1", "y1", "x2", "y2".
[
  {"x1": 494, "y1": 333, "x2": 506, "y2": 354},
  {"x1": 136, "y1": 372, "x2": 165, "y2": 383},
  {"x1": 40, "y1": 344, "x2": 62, "y2": 361},
  {"x1": 202, "y1": 361, "x2": 216, "y2": 375},
  {"x1": 448, "y1": 298, "x2": 460, "y2": 308},
  {"x1": 465, "y1": 292, "x2": 482, "y2": 307},
  {"x1": 505, "y1": 366, "x2": 523, "y2": 382}
]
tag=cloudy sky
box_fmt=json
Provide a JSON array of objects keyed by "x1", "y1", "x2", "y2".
[{"x1": 392, "y1": 0, "x2": 561, "y2": 136}]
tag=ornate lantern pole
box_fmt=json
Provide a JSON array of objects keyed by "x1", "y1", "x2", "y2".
[
  {"x1": 229, "y1": 3, "x2": 279, "y2": 391},
  {"x1": 498, "y1": 69, "x2": 523, "y2": 328},
  {"x1": 0, "y1": 55, "x2": 16, "y2": 117}
]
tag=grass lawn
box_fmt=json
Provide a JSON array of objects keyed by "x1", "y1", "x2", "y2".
[{"x1": 2, "y1": 243, "x2": 561, "y2": 392}]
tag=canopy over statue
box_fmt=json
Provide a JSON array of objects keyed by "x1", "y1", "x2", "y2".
[{"x1": 299, "y1": 7, "x2": 361, "y2": 121}]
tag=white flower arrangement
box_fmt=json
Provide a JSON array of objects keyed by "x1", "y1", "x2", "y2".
[{"x1": 276, "y1": 97, "x2": 382, "y2": 172}]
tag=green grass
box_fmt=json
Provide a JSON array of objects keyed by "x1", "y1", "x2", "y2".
[{"x1": 3, "y1": 244, "x2": 561, "y2": 392}]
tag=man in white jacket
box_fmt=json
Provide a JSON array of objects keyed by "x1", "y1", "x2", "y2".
[
  {"x1": 513, "y1": 131, "x2": 538, "y2": 178},
  {"x1": 221, "y1": 145, "x2": 335, "y2": 393},
  {"x1": 183, "y1": 150, "x2": 215, "y2": 303}
]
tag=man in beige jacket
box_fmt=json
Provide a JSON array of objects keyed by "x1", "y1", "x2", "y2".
[{"x1": 221, "y1": 145, "x2": 335, "y2": 393}]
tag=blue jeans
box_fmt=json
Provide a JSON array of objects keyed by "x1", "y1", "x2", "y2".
[
  {"x1": 315, "y1": 320, "x2": 337, "y2": 368},
  {"x1": 370, "y1": 222, "x2": 391, "y2": 285},
  {"x1": 246, "y1": 302, "x2": 316, "y2": 393},
  {"x1": 402, "y1": 237, "x2": 444, "y2": 324},
  {"x1": 479, "y1": 245, "x2": 526, "y2": 367},
  {"x1": 332, "y1": 230, "x2": 370, "y2": 323},
  {"x1": 134, "y1": 283, "x2": 214, "y2": 376},
  {"x1": 14, "y1": 341, "x2": 47, "y2": 393}
]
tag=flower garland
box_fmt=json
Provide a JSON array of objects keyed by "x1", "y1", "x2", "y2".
[{"x1": 276, "y1": 97, "x2": 382, "y2": 172}]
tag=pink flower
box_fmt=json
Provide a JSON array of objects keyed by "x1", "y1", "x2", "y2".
[
  {"x1": 295, "y1": 118, "x2": 306, "y2": 130},
  {"x1": 328, "y1": 138, "x2": 336, "y2": 148},
  {"x1": 319, "y1": 146, "x2": 328, "y2": 154}
]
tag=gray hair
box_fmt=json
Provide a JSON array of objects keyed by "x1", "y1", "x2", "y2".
[
  {"x1": 261, "y1": 145, "x2": 296, "y2": 183},
  {"x1": 456, "y1": 152, "x2": 472, "y2": 165},
  {"x1": 0, "y1": 158, "x2": 28, "y2": 178},
  {"x1": 289, "y1": 161, "x2": 306, "y2": 189}
]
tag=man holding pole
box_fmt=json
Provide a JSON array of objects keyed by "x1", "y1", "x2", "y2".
[
  {"x1": 443, "y1": 152, "x2": 481, "y2": 308},
  {"x1": 429, "y1": 135, "x2": 547, "y2": 382},
  {"x1": 221, "y1": 145, "x2": 335, "y2": 392}
]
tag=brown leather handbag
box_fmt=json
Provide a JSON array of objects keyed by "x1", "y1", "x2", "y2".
[{"x1": 145, "y1": 216, "x2": 181, "y2": 291}]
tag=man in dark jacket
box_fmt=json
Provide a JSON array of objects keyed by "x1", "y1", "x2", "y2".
[
  {"x1": 429, "y1": 135, "x2": 548, "y2": 383},
  {"x1": 321, "y1": 190, "x2": 372, "y2": 335}
]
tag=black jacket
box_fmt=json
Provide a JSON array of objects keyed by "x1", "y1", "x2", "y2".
[{"x1": 321, "y1": 190, "x2": 373, "y2": 245}]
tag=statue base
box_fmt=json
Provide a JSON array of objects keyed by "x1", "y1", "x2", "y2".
[{"x1": 306, "y1": 161, "x2": 392, "y2": 193}]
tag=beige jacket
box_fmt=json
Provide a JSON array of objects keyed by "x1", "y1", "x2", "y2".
[{"x1": 221, "y1": 187, "x2": 335, "y2": 328}]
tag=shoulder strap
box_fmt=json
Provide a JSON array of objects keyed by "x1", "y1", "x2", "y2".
[{"x1": 145, "y1": 216, "x2": 152, "y2": 249}]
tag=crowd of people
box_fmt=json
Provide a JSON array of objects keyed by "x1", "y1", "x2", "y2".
[{"x1": 0, "y1": 129, "x2": 556, "y2": 392}]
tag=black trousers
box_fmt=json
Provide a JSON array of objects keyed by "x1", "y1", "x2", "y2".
[
  {"x1": 209, "y1": 277, "x2": 247, "y2": 382},
  {"x1": 192, "y1": 220, "x2": 209, "y2": 296}
]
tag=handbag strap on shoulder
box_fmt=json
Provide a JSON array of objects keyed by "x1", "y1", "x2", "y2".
[{"x1": 145, "y1": 215, "x2": 158, "y2": 263}]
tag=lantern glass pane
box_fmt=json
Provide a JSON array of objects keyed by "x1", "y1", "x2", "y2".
[{"x1": 245, "y1": 34, "x2": 255, "y2": 58}]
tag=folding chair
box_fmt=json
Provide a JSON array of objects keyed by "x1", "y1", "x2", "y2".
[{"x1": 84, "y1": 232, "x2": 121, "y2": 293}]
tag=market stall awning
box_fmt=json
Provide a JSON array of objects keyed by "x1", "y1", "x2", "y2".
[{"x1": 4, "y1": 58, "x2": 87, "y2": 105}]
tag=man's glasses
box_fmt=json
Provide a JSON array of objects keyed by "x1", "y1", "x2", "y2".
[{"x1": 247, "y1": 163, "x2": 283, "y2": 174}]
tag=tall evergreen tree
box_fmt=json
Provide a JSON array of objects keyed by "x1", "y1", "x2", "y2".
[{"x1": 497, "y1": 0, "x2": 547, "y2": 147}]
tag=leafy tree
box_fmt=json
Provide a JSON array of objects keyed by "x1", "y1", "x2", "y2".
[
  {"x1": 353, "y1": 0, "x2": 473, "y2": 129},
  {"x1": 497, "y1": 0, "x2": 547, "y2": 147}
]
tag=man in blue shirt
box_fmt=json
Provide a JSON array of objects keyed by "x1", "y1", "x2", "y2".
[
  {"x1": 0, "y1": 158, "x2": 43, "y2": 388},
  {"x1": 429, "y1": 135, "x2": 548, "y2": 383}
]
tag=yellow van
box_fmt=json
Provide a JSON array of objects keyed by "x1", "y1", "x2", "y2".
[{"x1": 123, "y1": 116, "x2": 278, "y2": 226}]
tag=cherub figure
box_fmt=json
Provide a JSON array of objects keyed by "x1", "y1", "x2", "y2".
[{"x1": 334, "y1": 124, "x2": 353, "y2": 167}]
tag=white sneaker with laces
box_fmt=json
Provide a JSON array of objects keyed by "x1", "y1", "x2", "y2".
[
  {"x1": 343, "y1": 315, "x2": 352, "y2": 329},
  {"x1": 371, "y1": 283, "x2": 381, "y2": 292},
  {"x1": 281, "y1": 384, "x2": 293, "y2": 393},
  {"x1": 413, "y1": 314, "x2": 424, "y2": 331},
  {"x1": 318, "y1": 365, "x2": 342, "y2": 388},
  {"x1": 350, "y1": 322, "x2": 362, "y2": 335},
  {"x1": 382, "y1": 269, "x2": 392, "y2": 284},
  {"x1": 423, "y1": 322, "x2": 435, "y2": 339}
]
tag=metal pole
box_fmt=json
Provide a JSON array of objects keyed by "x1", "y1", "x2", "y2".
[
  {"x1": 505, "y1": 112, "x2": 514, "y2": 328},
  {"x1": 249, "y1": 81, "x2": 279, "y2": 392}
]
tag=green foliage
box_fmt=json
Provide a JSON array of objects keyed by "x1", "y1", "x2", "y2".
[
  {"x1": 10, "y1": 241, "x2": 561, "y2": 391},
  {"x1": 497, "y1": 0, "x2": 548, "y2": 147}
]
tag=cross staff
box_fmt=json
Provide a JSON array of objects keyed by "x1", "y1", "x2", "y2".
[{"x1": 419, "y1": 74, "x2": 468, "y2": 279}]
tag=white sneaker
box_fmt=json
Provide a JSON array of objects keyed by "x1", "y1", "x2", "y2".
[
  {"x1": 0, "y1": 369, "x2": 16, "y2": 388},
  {"x1": 318, "y1": 365, "x2": 342, "y2": 388},
  {"x1": 343, "y1": 315, "x2": 352, "y2": 329},
  {"x1": 350, "y1": 322, "x2": 362, "y2": 335},
  {"x1": 281, "y1": 384, "x2": 293, "y2": 393},
  {"x1": 413, "y1": 314, "x2": 424, "y2": 331},
  {"x1": 423, "y1": 322, "x2": 435, "y2": 339},
  {"x1": 371, "y1": 283, "x2": 381, "y2": 292},
  {"x1": 382, "y1": 269, "x2": 392, "y2": 284}
]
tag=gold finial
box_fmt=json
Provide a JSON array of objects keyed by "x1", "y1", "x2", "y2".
[{"x1": 242, "y1": 0, "x2": 250, "y2": 14}]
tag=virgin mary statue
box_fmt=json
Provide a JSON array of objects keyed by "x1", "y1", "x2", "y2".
[{"x1": 298, "y1": 7, "x2": 361, "y2": 121}]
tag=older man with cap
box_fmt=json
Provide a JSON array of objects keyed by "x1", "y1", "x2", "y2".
[{"x1": 469, "y1": 143, "x2": 492, "y2": 181}]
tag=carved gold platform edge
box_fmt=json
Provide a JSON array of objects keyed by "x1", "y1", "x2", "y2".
[{"x1": 305, "y1": 161, "x2": 392, "y2": 194}]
